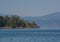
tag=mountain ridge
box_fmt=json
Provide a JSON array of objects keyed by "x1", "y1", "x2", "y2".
[{"x1": 23, "y1": 12, "x2": 60, "y2": 28}]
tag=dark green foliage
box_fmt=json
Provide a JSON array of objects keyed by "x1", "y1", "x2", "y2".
[
  {"x1": 4, "y1": 15, "x2": 10, "y2": 26},
  {"x1": 0, "y1": 15, "x2": 39, "y2": 28},
  {"x1": 0, "y1": 16, "x2": 5, "y2": 27}
]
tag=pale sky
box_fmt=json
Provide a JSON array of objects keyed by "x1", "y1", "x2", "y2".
[{"x1": 0, "y1": 0, "x2": 60, "y2": 17}]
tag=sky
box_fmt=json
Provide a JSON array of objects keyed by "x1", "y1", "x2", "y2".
[{"x1": 0, "y1": 0, "x2": 60, "y2": 17}]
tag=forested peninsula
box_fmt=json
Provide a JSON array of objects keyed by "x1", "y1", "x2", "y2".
[{"x1": 0, "y1": 15, "x2": 39, "y2": 29}]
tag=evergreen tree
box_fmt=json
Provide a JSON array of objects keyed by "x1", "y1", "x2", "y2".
[{"x1": 0, "y1": 16, "x2": 5, "y2": 27}]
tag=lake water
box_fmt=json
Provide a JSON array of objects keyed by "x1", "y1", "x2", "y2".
[{"x1": 0, "y1": 29, "x2": 60, "y2": 42}]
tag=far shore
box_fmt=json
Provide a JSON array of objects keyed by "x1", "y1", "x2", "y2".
[{"x1": 0, "y1": 27, "x2": 39, "y2": 29}]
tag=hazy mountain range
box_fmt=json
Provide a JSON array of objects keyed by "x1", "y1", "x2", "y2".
[{"x1": 23, "y1": 12, "x2": 60, "y2": 28}]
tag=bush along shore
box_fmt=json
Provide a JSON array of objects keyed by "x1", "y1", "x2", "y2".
[{"x1": 0, "y1": 15, "x2": 40, "y2": 29}]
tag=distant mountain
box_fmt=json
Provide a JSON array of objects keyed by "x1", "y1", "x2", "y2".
[
  {"x1": 23, "y1": 12, "x2": 60, "y2": 28},
  {"x1": 36, "y1": 12, "x2": 60, "y2": 20}
]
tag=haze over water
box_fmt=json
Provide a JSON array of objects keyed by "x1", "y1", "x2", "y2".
[{"x1": 0, "y1": 0, "x2": 60, "y2": 42}]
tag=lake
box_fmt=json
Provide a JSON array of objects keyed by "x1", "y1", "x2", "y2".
[{"x1": 0, "y1": 28, "x2": 60, "y2": 42}]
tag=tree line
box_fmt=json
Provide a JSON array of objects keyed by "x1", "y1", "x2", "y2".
[{"x1": 0, "y1": 15, "x2": 39, "y2": 29}]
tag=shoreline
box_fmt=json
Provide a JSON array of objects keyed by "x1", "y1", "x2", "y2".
[{"x1": 0, "y1": 27, "x2": 40, "y2": 29}]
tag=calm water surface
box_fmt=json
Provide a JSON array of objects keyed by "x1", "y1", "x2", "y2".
[{"x1": 0, "y1": 28, "x2": 60, "y2": 42}]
